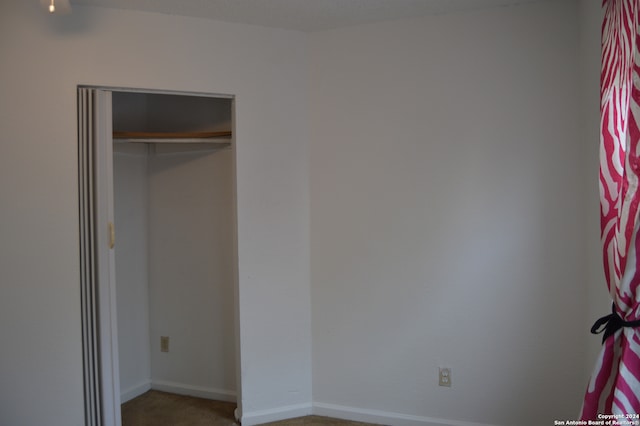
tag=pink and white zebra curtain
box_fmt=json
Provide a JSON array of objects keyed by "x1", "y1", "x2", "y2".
[{"x1": 581, "y1": 0, "x2": 640, "y2": 419}]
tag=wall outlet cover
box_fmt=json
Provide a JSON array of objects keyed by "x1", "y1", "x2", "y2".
[{"x1": 439, "y1": 367, "x2": 451, "y2": 387}]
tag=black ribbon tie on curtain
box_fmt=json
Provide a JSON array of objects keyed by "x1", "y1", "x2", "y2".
[{"x1": 591, "y1": 303, "x2": 640, "y2": 344}]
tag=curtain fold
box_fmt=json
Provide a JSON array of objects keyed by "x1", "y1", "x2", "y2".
[{"x1": 581, "y1": 0, "x2": 640, "y2": 419}]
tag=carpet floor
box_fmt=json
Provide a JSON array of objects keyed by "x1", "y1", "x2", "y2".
[{"x1": 121, "y1": 391, "x2": 379, "y2": 426}]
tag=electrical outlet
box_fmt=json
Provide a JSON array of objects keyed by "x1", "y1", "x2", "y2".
[
  {"x1": 160, "y1": 336, "x2": 169, "y2": 353},
  {"x1": 439, "y1": 367, "x2": 451, "y2": 387}
]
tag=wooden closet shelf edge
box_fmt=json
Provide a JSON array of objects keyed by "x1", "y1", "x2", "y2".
[{"x1": 113, "y1": 131, "x2": 232, "y2": 139}]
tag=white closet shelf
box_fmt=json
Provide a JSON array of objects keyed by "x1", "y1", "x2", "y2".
[{"x1": 113, "y1": 130, "x2": 232, "y2": 144}]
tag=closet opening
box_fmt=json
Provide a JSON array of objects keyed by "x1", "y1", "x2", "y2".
[{"x1": 78, "y1": 87, "x2": 240, "y2": 426}]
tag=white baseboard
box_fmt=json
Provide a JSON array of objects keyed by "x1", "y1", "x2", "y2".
[
  {"x1": 313, "y1": 402, "x2": 500, "y2": 426},
  {"x1": 241, "y1": 402, "x2": 313, "y2": 426},
  {"x1": 151, "y1": 380, "x2": 236, "y2": 403},
  {"x1": 120, "y1": 380, "x2": 152, "y2": 403},
  {"x1": 121, "y1": 384, "x2": 498, "y2": 426}
]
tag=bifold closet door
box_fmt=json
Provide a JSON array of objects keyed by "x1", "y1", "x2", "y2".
[{"x1": 78, "y1": 87, "x2": 122, "y2": 426}]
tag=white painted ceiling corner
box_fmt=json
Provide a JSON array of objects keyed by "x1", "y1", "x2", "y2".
[{"x1": 69, "y1": 0, "x2": 564, "y2": 32}]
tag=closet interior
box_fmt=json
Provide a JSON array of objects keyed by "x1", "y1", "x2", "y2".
[{"x1": 111, "y1": 91, "x2": 237, "y2": 411}]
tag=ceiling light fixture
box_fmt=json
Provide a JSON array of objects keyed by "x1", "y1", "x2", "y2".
[{"x1": 40, "y1": 0, "x2": 72, "y2": 15}]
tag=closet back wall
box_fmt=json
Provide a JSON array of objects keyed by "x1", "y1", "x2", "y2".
[{"x1": 148, "y1": 146, "x2": 236, "y2": 399}]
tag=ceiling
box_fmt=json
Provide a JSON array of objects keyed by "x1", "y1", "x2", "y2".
[{"x1": 69, "y1": 0, "x2": 558, "y2": 32}]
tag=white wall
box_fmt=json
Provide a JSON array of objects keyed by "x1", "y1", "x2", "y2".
[
  {"x1": 0, "y1": 2, "x2": 311, "y2": 425},
  {"x1": 148, "y1": 146, "x2": 236, "y2": 400},
  {"x1": 114, "y1": 145, "x2": 152, "y2": 402},
  {"x1": 309, "y1": 2, "x2": 588, "y2": 425},
  {"x1": 0, "y1": 0, "x2": 606, "y2": 425},
  {"x1": 578, "y1": 0, "x2": 610, "y2": 379}
]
